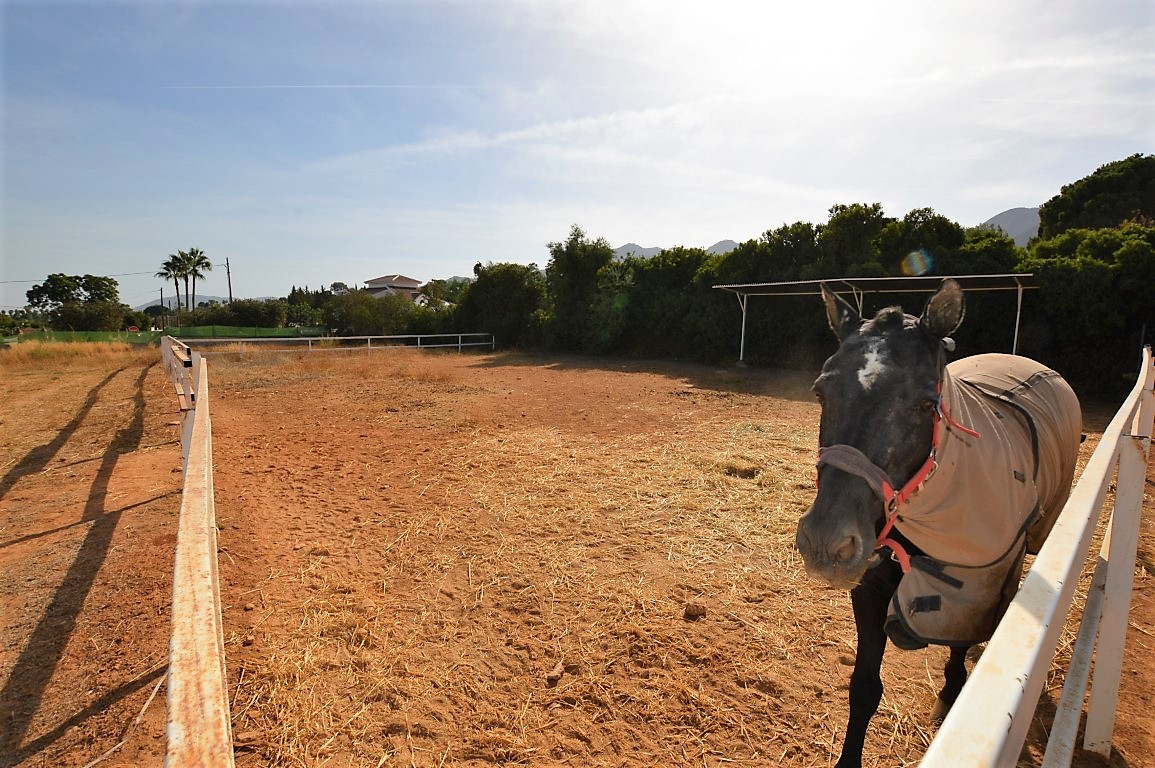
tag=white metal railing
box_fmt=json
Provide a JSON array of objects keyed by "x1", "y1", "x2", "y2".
[
  {"x1": 921, "y1": 346, "x2": 1154, "y2": 767},
  {"x1": 161, "y1": 336, "x2": 235, "y2": 766},
  {"x1": 177, "y1": 332, "x2": 495, "y2": 353}
]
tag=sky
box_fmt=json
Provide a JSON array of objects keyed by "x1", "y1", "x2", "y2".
[{"x1": 1, "y1": 0, "x2": 1153, "y2": 311}]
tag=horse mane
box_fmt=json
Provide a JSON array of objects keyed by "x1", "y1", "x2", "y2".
[{"x1": 869, "y1": 305, "x2": 909, "y2": 331}]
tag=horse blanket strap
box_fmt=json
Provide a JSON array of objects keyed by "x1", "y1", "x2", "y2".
[{"x1": 958, "y1": 374, "x2": 1046, "y2": 484}]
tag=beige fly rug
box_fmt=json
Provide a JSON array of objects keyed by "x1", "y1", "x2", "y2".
[{"x1": 884, "y1": 353, "x2": 1083, "y2": 648}]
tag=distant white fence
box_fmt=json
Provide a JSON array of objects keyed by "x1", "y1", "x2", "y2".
[
  {"x1": 178, "y1": 332, "x2": 495, "y2": 353},
  {"x1": 161, "y1": 336, "x2": 234, "y2": 767},
  {"x1": 922, "y1": 345, "x2": 1154, "y2": 767}
]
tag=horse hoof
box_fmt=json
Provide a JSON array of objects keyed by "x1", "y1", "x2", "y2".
[{"x1": 930, "y1": 697, "x2": 951, "y2": 724}]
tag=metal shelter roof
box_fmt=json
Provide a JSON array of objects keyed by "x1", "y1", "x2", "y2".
[{"x1": 712, "y1": 273, "x2": 1037, "y2": 361}]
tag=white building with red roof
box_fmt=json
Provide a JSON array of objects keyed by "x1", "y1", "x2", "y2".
[{"x1": 364, "y1": 274, "x2": 422, "y2": 301}]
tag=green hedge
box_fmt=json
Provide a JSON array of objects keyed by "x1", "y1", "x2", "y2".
[{"x1": 17, "y1": 330, "x2": 163, "y2": 344}]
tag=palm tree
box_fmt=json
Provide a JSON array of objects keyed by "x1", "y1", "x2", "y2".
[
  {"x1": 175, "y1": 249, "x2": 193, "y2": 311},
  {"x1": 156, "y1": 254, "x2": 183, "y2": 312},
  {"x1": 185, "y1": 248, "x2": 212, "y2": 309}
]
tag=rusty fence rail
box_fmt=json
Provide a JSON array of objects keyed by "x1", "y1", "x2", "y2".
[
  {"x1": 161, "y1": 336, "x2": 235, "y2": 767},
  {"x1": 922, "y1": 345, "x2": 1154, "y2": 767}
]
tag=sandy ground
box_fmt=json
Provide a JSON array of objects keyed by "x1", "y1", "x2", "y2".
[{"x1": 1, "y1": 346, "x2": 1152, "y2": 767}]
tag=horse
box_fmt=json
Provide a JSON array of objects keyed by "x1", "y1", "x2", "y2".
[{"x1": 794, "y1": 278, "x2": 1082, "y2": 768}]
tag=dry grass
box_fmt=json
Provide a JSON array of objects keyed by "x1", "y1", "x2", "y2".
[{"x1": 0, "y1": 340, "x2": 158, "y2": 369}]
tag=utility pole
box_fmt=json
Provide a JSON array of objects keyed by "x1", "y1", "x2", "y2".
[{"x1": 226, "y1": 258, "x2": 234, "y2": 304}]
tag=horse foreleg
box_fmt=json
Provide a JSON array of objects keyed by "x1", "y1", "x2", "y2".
[
  {"x1": 930, "y1": 645, "x2": 969, "y2": 723},
  {"x1": 836, "y1": 565, "x2": 898, "y2": 768}
]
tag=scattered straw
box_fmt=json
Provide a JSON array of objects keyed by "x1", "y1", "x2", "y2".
[{"x1": 205, "y1": 350, "x2": 1121, "y2": 768}]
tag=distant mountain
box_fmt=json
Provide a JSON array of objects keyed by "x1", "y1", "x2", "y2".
[
  {"x1": 613, "y1": 243, "x2": 663, "y2": 259},
  {"x1": 613, "y1": 239, "x2": 739, "y2": 260},
  {"x1": 980, "y1": 207, "x2": 1040, "y2": 247},
  {"x1": 135, "y1": 295, "x2": 231, "y2": 311},
  {"x1": 707, "y1": 240, "x2": 738, "y2": 255}
]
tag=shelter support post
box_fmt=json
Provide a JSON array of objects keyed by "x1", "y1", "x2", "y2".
[
  {"x1": 736, "y1": 292, "x2": 748, "y2": 362},
  {"x1": 1013, "y1": 282, "x2": 1024, "y2": 354}
]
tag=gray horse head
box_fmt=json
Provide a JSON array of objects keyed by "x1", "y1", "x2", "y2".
[{"x1": 796, "y1": 279, "x2": 964, "y2": 588}]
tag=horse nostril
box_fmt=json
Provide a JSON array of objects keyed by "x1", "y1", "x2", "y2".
[{"x1": 831, "y1": 535, "x2": 860, "y2": 565}]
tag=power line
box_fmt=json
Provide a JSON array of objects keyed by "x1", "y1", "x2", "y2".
[{"x1": 0, "y1": 270, "x2": 159, "y2": 284}]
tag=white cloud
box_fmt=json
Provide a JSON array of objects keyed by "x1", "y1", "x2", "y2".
[{"x1": 3, "y1": 0, "x2": 1152, "y2": 309}]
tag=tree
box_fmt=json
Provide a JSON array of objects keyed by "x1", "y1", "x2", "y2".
[
  {"x1": 1015, "y1": 222, "x2": 1155, "y2": 393},
  {"x1": 621, "y1": 246, "x2": 721, "y2": 358},
  {"x1": 123, "y1": 308, "x2": 151, "y2": 331},
  {"x1": 454, "y1": 263, "x2": 545, "y2": 348},
  {"x1": 286, "y1": 301, "x2": 323, "y2": 327},
  {"x1": 812, "y1": 203, "x2": 891, "y2": 278},
  {"x1": 1038, "y1": 154, "x2": 1155, "y2": 239},
  {"x1": 227, "y1": 298, "x2": 289, "y2": 328},
  {"x1": 544, "y1": 225, "x2": 615, "y2": 351},
  {"x1": 324, "y1": 290, "x2": 412, "y2": 336},
  {"x1": 53, "y1": 301, "x2": 124, "y2": 332},
  {"x1": 585, "y1": 259, "x2": 634, "y2": 353},
  {"x1": 143, "y1": 304, "x2": 168, "y2": 322},
  {"x1": 763, "y1": 221, "x2": 821, "y2": 280},
  {"x1": 156, "y1": 255, "x2": 184, "y2": 311},
  {"x1": 875, "y1": 208, "x2": 965, "y2": 273},
  {"x1": 950, "y1": 227, "x2": 1020, "y2": 274},
  {"x1": 26, "y1": 273, "x2": 124, "y2": 331},
  {"x1": 185, "y1": 248, "x2": 212, "y2": 309},
  {"x1": 27, "y1": 274, "x2": 120, "y2": 311}
]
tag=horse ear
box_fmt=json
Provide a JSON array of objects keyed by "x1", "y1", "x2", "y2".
[
  {"x1": 821, "y1": 283, "x2": 862, "y2": 340},
  {"x1": 920, "y1": 278, "x2": 965, "y2": 339}
]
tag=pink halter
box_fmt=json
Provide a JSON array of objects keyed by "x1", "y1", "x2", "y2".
[{"x1": 815, "y1": 384, "x2": 981, "y2": 572}]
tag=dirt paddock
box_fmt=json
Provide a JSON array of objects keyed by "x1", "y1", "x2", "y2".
[{"x1": 1, "y1": 345, "x2": 1152, "y2": 767}]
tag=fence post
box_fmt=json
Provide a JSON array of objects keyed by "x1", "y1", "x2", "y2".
[{"x1": 1083, "y1": 362, "x2": 1153, "y2": 753}]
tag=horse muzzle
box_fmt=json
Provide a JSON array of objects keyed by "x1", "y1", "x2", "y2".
[{"x1": 795, "y1": 504, "x2": 874, "y2": 589}]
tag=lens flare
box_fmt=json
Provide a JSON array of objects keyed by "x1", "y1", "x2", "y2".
[{"x1": 901, "y1": 248, "x2": 934, "y2": 276}]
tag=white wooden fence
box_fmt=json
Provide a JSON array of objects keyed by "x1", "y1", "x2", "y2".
[
  {"x1": 161, "y1": 336, "x2": 235, "y2": 767},
  {"x1": 922, "y1": 345, "x2": 1154, "y2": 767},
  {"x1": 177, "y1": 332, "x2": 495, "y2": 353}
]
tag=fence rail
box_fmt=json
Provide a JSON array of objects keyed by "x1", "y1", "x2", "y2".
[
  {"x1": 178, "y1": 332, "x2": 495, "y2": 353},
  {"x1": 922, "y1": 345, "x2": 1154, "y2": 767},
  {"x1": 161, "y1": 336, "x2": 235, "y2": 767}
]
